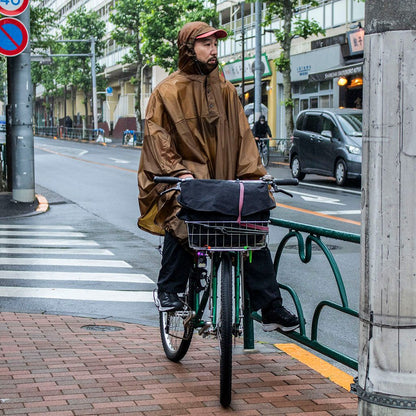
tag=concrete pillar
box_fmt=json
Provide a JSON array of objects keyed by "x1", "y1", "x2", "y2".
[{"x1": 358, "y1": 1, "x2": 416, "y2": 414}]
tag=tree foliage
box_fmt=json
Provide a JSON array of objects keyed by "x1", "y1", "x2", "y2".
[
  {"x1": 110, "y1": 0, "x2": 218, "y2": 131},
  {"x1": 140, "y1": 0, "x2": 218, "y2": 73},
  {"x1": 60, "y1": 6, "x2": 106, "y2": 123},
  {"x1": 262, "y1": 0, "x2": 325, "y2": 137}
]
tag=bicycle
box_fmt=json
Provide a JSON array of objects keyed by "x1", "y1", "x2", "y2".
[
  {"x1": 122, "y1": 129, "x2": 135, "y2": 145},
  {"x1": 257, "y1": 137, "x2": 270, "y2": 167},
  {"x1": 153, "y1": 175, "x2": 298, "y2": 407}
]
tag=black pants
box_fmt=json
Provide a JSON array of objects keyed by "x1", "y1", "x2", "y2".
[{"x1": 157, "y1": 232, "x2": 282, "y2": 311}]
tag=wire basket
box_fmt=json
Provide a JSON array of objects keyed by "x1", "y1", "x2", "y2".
[{"x1": 186, "y1": 221, "x2": 269, "y2": 251}]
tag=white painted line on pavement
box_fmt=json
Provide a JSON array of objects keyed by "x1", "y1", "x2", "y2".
[
  {"x1": 0, "y1": 238, "x2": 99, "y2": 246},
  {"x1": 318, "y1": 210, "x2": 361, "y2": 215},
  {"x1": 0, "y1": 225, "x2": 75, "y2": 230},
  {"x1": 0, "y1": 270, "x2": 153, "y2": 283},
  {"x1": 0, "y1": 231, "x2": 86, "y2": 237},
  {"x1": 0, "y1": 287, "x2": 154, "y2": 302},
  {"x1": 0, "y1": 258, "x2": 132, "y2": 267},
  {"x1": 0, "y1": 247, "x2": 113, "y2": 255}
]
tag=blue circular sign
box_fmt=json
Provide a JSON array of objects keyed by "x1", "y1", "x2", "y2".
[{"x1": 0, "y1": 17, "x2": 29, "y2": 57}]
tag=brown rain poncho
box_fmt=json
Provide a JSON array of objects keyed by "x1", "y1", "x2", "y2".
[{"x1": 137, "y1": 21, "x2": 266, "y2": 240}]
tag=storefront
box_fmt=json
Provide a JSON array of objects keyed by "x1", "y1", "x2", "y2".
[{"x1": 274, "y1": 27, "x2": 364, "y2": 139}]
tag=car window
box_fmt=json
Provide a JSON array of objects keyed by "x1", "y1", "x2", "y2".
[
  {"x1": 295, "y1": 113, "x2": 305, "y2": 129},
  {"x1": 303, "y1": 114, "x2": 322, "y2": 133},
  {"x1": 322, "y1": 116, "x2": 339, "y2": 138},
  {"x1": 336, "y1": 113, "x2": 362, "y2": 136}
]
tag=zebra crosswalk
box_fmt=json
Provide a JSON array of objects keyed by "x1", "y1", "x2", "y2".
[{"x1": 0, "y1": 224, "x2": 155, "y2": 307}]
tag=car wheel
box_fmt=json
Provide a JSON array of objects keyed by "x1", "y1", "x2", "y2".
[
  {"x1": 335, "y1": 159, "x2": 347, "y2": 186},
  {"x1": 291, "y1": 156, "x2": 306, "y2": 180}
]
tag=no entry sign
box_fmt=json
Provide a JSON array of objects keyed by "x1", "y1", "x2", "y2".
[
  {"x1": 0, "y1": 17, "x2": 29, "y2": 57},
  {"x1": 0, "y1": 0, "x2": 30, "y2": 17}
]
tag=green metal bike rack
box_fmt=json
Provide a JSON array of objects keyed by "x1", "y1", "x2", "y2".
[{"x1": 245, "y1": 217, "x2": 360, "y2": 370}]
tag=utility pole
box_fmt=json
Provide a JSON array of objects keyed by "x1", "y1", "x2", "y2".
[
  {"x1": 254, "y1": 0, "x2": 262, "y2": 123},
  {"x1": 356, "y1": 1, "x2": 416, "y2": 414},
  {"x1": 7, "y1": 7, "x2": 35, "y2": 202},
  {"x1": 90, "y1": 38, "x2": 98, "y2": 131},
  {"x1": 240, "y1": 0, "x2": 245, "y2": 107}
]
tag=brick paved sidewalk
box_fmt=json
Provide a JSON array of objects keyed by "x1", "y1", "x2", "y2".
[{"x1": 0, "y1": 313, "x2": 357, "y2": 415}]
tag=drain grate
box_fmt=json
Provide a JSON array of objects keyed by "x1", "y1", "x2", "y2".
[{"x1": 81, "y1": 325, "x2": 125, "y2": 332}]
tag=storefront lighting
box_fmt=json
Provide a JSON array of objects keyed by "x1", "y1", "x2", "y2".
[
  {"x1": 350, "y1": 77, "x2": 363, "y2": 87},
  {"x1": 338, "y1": 77, "x2": 348, "y2": 87}
]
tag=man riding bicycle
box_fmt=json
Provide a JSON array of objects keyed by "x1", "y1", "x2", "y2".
[
  {"x1": 137, "y1": 21, "x2": 299, "y2": 332},
  {"x1": 252, "y1": 115, "x2": 272, "y2": 142}
]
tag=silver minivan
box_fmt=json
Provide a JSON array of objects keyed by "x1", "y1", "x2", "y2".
[{"x1": 289, "y1": 108, "x2": 362, "y2": 186}]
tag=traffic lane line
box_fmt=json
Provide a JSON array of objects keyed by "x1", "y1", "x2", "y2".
[
  {"x1": 276, "y1": 343, "x2": 354, "y2": 391},
  {"x1": 276, "y1": 202, "x2": 361, "y2": 226}
]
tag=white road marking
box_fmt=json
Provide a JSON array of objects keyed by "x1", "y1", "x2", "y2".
[
  {"x1": 0, "y1": 287, "x2": 154, "y2": 302},
  {"x1": 0, "y1": 231, "x2": 86, "y2": 237},
  {"x1": 0, "y1": 270, "x2": 153, "y2": 283},
  {"x1": 290, "y1": 190, "x2": 345, "y2": 205},
  {"x1": 0, "y1": 225, "x2": 75, "y2": 230},
  {"x1": 109, "y1": 157, "x2": 130, "y2": 164},
  {"x1": 0, "y1": 248, "x2": 113, "y2": 255},
  {"x1": 318, "y1": 210, "x2": 361, "y2": 215},
  {"x1": 0, "y1": 239, "x2": 99, "y2": 246},
  {"x1": 0, "y1": 258, "x2": 131, "y2": 267}
]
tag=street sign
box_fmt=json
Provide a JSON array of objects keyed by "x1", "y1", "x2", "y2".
[
  {"x1": 0, "y1": 0, "x2": 30, "y2": 17},
  {"x1": 0, "y1": 17, "x2": 29, "y2": 57}
]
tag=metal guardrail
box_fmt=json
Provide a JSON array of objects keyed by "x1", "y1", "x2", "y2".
[
  {"x1": 34, "y1": 126, "x2": 103, "y2": 141},
  {"x1": 248, "y1": 218, "x2": 360, "y2": 370},
  {"x1": 269, "y1": 137, "x2": 290, "y2": 158}
]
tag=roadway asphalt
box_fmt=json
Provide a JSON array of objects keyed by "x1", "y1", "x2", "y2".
[{"x1": 0, "y1": 191, "x2": 358, "y2": 415}]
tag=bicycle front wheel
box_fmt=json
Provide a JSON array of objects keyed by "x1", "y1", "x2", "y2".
[
  {"x1": 260, "y1": 141, "x2": 270, "y2": 167},
  {"x1": 218, "y1": 253, "x2": 233, "y2": 407},
  {"x1": 159, "y1": 282, "x2": 195, "y2": 362}
]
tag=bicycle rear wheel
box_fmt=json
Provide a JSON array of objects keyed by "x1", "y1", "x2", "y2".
[
  {"x1": 159, "y1": 282, "x2": 195, "y2": 362},
  {"x1": 218, "y1": 253, "x2": 233, "y2": 407}
]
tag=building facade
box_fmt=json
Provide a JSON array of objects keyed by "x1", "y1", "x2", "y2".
[
  {"x1": 218, "y1": 0, "x2": 365, "y2": 138},
  {"x1": 37, "y1": 0, "x2": 365, "y2": 139}
]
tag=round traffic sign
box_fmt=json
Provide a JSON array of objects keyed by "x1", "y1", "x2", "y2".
[
  {"x1": 0, "y1": 0, "x2": 30, "y2": 17},
  {"x1": 0, "y1": 17, "x2": 29, "y2": 57}
]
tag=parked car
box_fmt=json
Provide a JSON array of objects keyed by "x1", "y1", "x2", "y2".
[{"x1": 289, "y1": 108, "x2": 362, "y2": 186}]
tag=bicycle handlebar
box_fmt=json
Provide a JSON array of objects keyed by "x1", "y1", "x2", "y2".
[{"x1": 154, "y1": 176, "x2": 182, "y2": 184}]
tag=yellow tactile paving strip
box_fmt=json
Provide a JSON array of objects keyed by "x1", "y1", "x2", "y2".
[{"x1": 276, "y1": 343, "x2": 355, "y2": 391}]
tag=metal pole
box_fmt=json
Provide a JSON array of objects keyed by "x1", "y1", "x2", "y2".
[
  {"x1": 241, "y1": 1, "x2": 245, "y2": 107},
  {"x1": 90, "y1": 38, "x2": 98, "y2": 131},
  {"x1": 254, "y1": 0, "x2": 262, "y2": 123},
  {"x1": 357, "y1": 1, "x2": 416, "y2": 413},
  {"x1": 8, "y1": 8, "x2": 35, "y2": 202}
]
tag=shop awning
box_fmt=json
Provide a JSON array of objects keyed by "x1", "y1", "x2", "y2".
[{"x1": 308, "y1": 62, "x2": 363, "y2": 82}]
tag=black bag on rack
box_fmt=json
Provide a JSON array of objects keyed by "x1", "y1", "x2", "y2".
[{"x1": 176, "y1": 180, "x2": 276, "y2": 248}]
